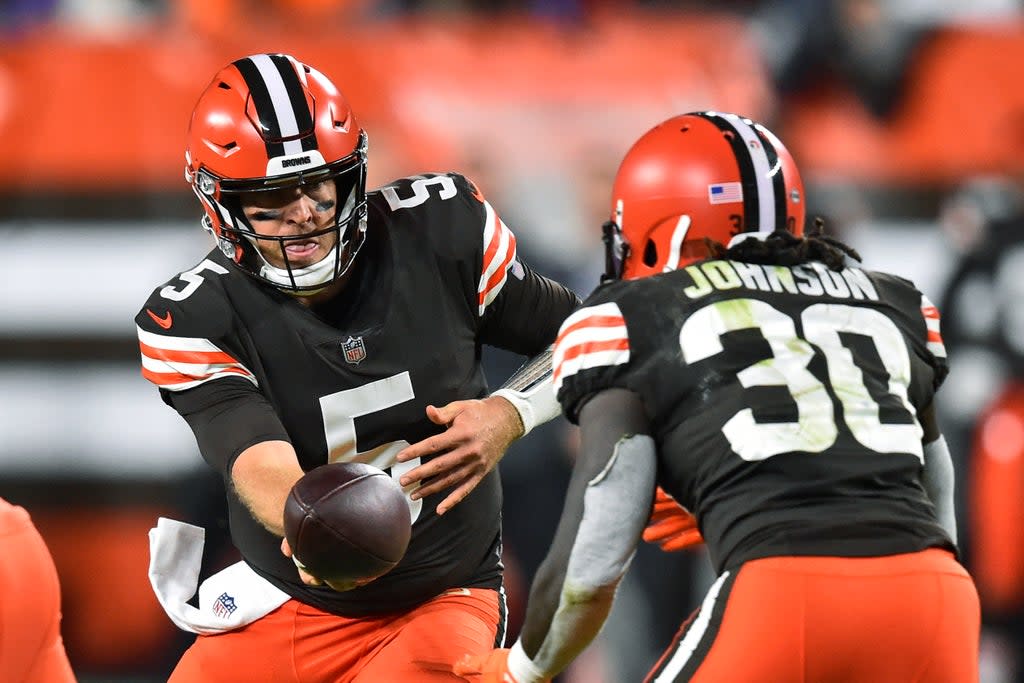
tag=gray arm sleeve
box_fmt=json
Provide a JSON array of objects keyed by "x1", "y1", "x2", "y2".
[
  {"x1": 512, "y1": 388, "x2": 656, "y2": 680},
  {"x1": 922, "y1": 435, "x2": 957, "y2": 545},
  {"x1": 527, "y1": 433, "x2": 657, "y2": 677}
]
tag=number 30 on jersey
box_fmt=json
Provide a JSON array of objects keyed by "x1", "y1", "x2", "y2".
[{"x1": 681, "y1": 299, "x2": 923, "y2": 462}]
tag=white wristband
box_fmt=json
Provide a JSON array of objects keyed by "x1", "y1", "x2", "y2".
[
  {"x1": 490, "y1": 383, "x2": 560, "y2": 438},
  {"x1": 507, "y1": 639, "x2": 547, "y2": 683}
]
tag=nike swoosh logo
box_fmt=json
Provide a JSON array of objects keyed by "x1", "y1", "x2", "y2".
[
  {"x1": 441, "y1": 588, "x2": 472, "y2": 597},
  {"x1": 147, "y1": 309, "x2": 173, "y2": 329}
]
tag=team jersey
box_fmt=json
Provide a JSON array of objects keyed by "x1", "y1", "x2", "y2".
[
  {"x1": 135, "y1": 172, "x2": 578, "y2": 616},
  {"x1": 553, "y1": 258, "x2": 953, "y2": 573}
]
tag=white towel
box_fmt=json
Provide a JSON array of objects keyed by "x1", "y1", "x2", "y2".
[{"x1": 148, "y1": 517, "x2": 290, "y2": 634}]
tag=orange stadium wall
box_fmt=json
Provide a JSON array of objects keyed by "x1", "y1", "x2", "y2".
[
  {"x1": 0, "y1": 13, "x2": 772, "y2": 190},
  {"x1": 1, "y1": 15, "x2": 1022, "y2": 191}
]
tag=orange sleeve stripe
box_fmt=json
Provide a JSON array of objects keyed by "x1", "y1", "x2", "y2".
[
  {"x1": 927, "y1": 330, "x2": 943, "y2": 343},
  {"x1": 921, "y1": 305, "x2": 940, "y2": 319},
  {"x1": 139, "y1": 340, "x2": 239, "y2": 365},
  {"x1": 555, "y1": 316, "x2": 626, "y2": 345},
  {"x1": 481, "y1": 212, "x2": 503, "y2": 271},
  {"x1": 557, "y1": 337, "x2": 631, "y2": 364},
  {"x1": 141, "y1": 365, "x2": 253, "y2": 387},
  {"x1": 478, "y1": 229, "x2": 517, "y2": 307}
]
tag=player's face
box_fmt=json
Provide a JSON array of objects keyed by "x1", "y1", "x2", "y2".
[{"x1": 240, "y1": 181, "x2": 339, "y2": 269}]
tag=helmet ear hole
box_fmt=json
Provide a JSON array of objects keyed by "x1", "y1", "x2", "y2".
[{"x1": 643, "y1": 239, "x2": 658, "y2": 267}]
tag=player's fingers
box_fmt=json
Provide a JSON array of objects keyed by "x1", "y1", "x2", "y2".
[
  {"x1": 427, "y1": 401, "x2": 466, "y2": 427},
  {"x1": 395, "y1": 430, "x2": 465, "y2": 464},
  {"x1": 434, "y1": 471, "x2": 484, "y2": 515},
  {"x1": 292, "y1": 559, "x2": 324, "y2": 586},
  {"x1": 659, "y1": 530, "x2": 704, "y2": 552},
  {"x1": 656, "y1": 516, "x2": 698, "y2": 533},
  {"x1": 643, "y1": 518, "x2": 697, "y2": 544},
  {"x1": 411, "y1": 461, "x2": 476, "y2": 501},
  {"x1": 643, "y1": 528, "x2": 671, "y2": 543},
  {"x1": 651, "y1": 501, "x2": 682, "y2": 516},
  {"x1": 648, "y1": 505, "x2": 697, "y2": 525},
  {"x1": 399, "y1": 449, "x2": 466, "y2": 487}
]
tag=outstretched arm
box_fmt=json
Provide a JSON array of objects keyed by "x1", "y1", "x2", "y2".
[{"x1": 456, "y1": 388, "x2": 656, "y2": 682}]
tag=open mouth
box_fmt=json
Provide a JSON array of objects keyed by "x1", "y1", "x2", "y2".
[{"x1": 284, "y1": 240, "x2": 319, "y2": 260}]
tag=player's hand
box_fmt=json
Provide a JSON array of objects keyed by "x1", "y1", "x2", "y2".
[
  {"x1": 280, "y1": 537, "x2": 372, "y2": 592},
  {"x1": 454, "y1": 649, "x2": 549, "y2": 683},
  {"x1": 281, "y1": 537, "x2": 324, "y2": 587},
  {"x1": 643, "y1": 487, "x2": 704, "y2": 552},
  {"x1": 395, "y1": 397, "x2": 522, "y2": 516}
]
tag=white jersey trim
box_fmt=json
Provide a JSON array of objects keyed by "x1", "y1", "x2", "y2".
[{"x1": 553, "y1": 303, "x2": 630, "y2": 392}]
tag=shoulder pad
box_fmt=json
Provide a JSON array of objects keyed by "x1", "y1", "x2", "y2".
[
  {"x1": 553, "y1": 296, "x2": 631, "y2": 393},
  {"x1": 370, "y1": 172, "x2": 482, "y2": 215},
  {"x1": 135, "y1": 257, "x2": 255, "y2": 393},
  {"x1": 135, "y1": 256, "x2": 235, "y2": 342}
]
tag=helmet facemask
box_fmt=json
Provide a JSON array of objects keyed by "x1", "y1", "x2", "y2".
[{"x1": 194, "y1": 131, "x2": 368, "y2": 294}]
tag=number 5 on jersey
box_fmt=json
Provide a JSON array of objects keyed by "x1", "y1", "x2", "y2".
[{"x1": 319, "y1": 372, "x2": 425, "y2": 523}]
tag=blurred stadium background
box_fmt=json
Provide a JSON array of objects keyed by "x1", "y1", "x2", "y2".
[{"x1": 1, "y1": 0, "x2": 1023, "y2": 681}]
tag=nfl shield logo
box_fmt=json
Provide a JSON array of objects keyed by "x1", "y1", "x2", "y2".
[
  {"x1": 342, "y1": 336, "x2": 366, "y2": 364},
  {"x1": 212, "y1": 592, "x2": 237, "y2": 619}
]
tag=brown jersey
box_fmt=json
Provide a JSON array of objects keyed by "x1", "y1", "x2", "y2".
[
  {"x1": 554, "y1": 258, "x2": 953, "y2": 573},
  {"x1": 135, "y1": 173, "x2": 579, "y2": 616}
]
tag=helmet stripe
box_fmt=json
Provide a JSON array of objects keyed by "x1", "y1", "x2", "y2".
[
  {"x1": 753, "y1": 126, "x2": 788, "y2": 233},
  {"x1": 699, "y1": 112, "x2": 777, "y2": 235},
  {"x1": 233, "y1": 56, "x2": 286, "y2": 159},
  {"x1": 721, "y1": 114, "x2": 777, "y2": 233},
  {"x1": 248, "y1": 54, "x2": 306, "y2": 156},
  {"x1": 234, "y1": 55, "x2": 319, "y2": 160},
  {"x1": 267, "y1": 54, "x2": 318, "y2": 153}
]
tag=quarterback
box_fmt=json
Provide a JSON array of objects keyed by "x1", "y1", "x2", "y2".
[{"x1": 136, "y1": 53, "x2": 579, "y2": 682}]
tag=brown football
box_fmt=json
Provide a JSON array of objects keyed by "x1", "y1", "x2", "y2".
[{"x1": 284, "y1": 462, "x2": 412, "y2": 586}]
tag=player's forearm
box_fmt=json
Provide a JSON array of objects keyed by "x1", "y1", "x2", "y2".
[
  {"x1": 511, "y1": 585, "x2": 618, "y2": 681},
  {"x1": 922, "y1": 435, "x2": 957, "y2": 544},
  {"x1": 518, "y1": 428, "x2": 657, "y2": 678},
  {"x1": 230, "y1": 440, "x2": 306, "y2": 536}
]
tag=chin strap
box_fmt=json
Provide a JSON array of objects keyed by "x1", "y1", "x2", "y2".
[
  {"x1": 252, "y1": 213, "x2": 367, "y2": 294},
  {"x1": 259, "y1": 250, "x2": 340, "y2": 294}
]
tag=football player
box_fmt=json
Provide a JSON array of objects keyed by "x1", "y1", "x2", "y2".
[
  {"x1": 135, "y1": 54, "x2": 579, "y2": 682},
  {"x1": 0, "y1": 497, "x2": 76, "y2": 682},
  {"x1": 455, "y1": 112, "x2": 980, "y2": 682}
]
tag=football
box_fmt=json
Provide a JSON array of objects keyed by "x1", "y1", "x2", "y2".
[{"x1": 283, "y1": 462, "x2": 412, "y2": 587}]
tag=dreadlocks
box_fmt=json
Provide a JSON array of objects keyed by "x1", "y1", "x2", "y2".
[{"x1": 709, "y1": 218, "x2": 861, "y2": 271}]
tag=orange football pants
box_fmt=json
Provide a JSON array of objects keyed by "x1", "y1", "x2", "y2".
[
  {"x1": 646, "y1": 548, "x2": 979, "y2": 683},
  {"x1": 168, "y1": 587, "x2": 502, "y2": 682},
  {"x1": 0, "y1": 499, "x2": 76, "y2": 683}
]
